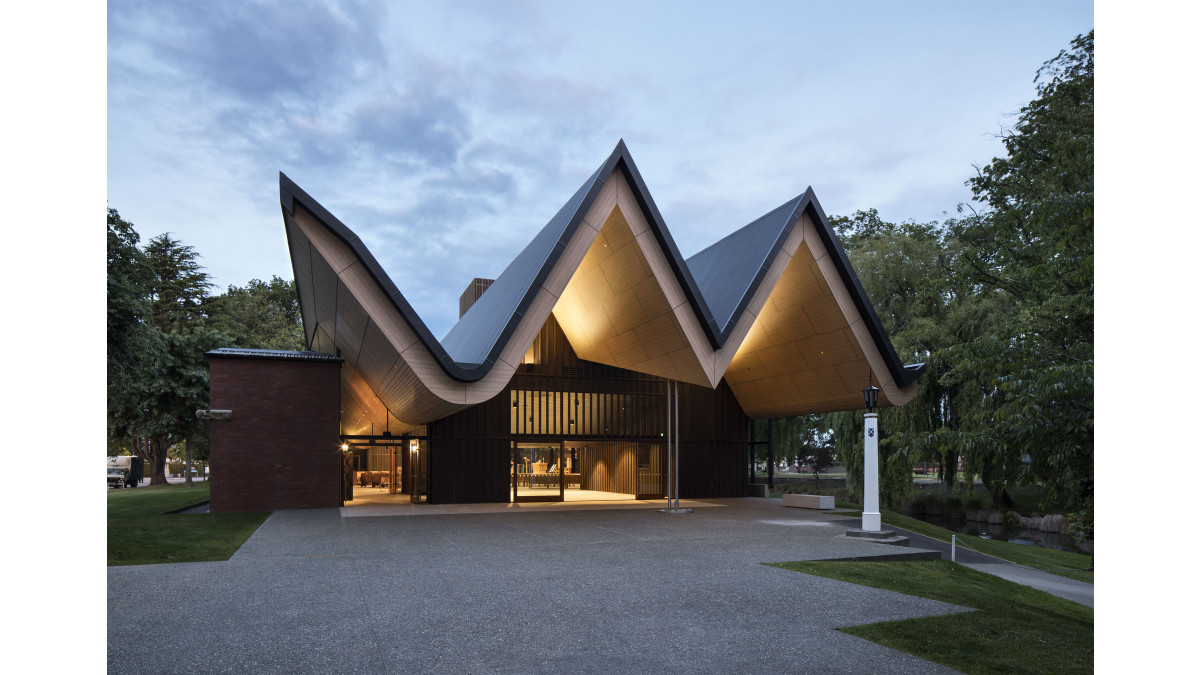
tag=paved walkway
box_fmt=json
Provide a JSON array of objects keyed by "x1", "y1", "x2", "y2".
[
  {"x1": 107, "y1": 497, "x2": 1092, "y2": 673},
  {"x1": 885, "y1": 525, "x2": 1095, "y2": 608}
]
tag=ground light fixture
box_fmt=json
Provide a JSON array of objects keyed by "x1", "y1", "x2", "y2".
[{"x1": 861, "y1": 379, "x2": 882, "y2": 531}]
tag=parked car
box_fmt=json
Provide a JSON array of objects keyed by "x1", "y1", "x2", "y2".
[{"x1": 107, "y1": 466, "x2": 129, "y2": 489}]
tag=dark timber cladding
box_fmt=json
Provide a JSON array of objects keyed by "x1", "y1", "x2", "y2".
[{"x1": 426, "y1": 314, "x2": 748, "y2": 502}]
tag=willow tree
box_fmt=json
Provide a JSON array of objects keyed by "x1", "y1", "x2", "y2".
[{"x1": 891, "y1": 31, "x2": 1094, "y2": 514}]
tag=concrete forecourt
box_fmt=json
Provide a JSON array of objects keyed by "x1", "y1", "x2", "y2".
[{"x1": 108, "y1": 499, "x2": 967, "y2": 673}]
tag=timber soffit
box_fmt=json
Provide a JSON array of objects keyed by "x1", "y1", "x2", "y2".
[{"x1": 278, "y1": 140, "x2": 924, "y2": 389}]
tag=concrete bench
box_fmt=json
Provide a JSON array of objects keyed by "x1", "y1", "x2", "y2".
[{"x1": 782, "y1": 494, "x2": 834, "y2": 510}]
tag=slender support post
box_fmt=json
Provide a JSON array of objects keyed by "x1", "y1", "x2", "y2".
[
  {"x1": 951, "y1": 535, "x2": 957, "y2": 562},
  {"x1": 673, "y1": 380, "x2": 680, "y2": 508},
  {"x1": 748, "y1": 420, "x2": 754, "y2": 485},
  {"x1": 666, "y1": 381, "x2": 672, "y2": 506},
  {"x1": 659, "y1": 381, "x2": 691, "y2": 514},
  {"x1": 767, "y1": 417, "x2": 774, "y2": 489},
  {"x1": 862, "y1": 412, "x2": 881, "y2": 531}
]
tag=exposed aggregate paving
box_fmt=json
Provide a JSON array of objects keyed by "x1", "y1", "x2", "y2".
[{"x1": 108, "y1": 498, "x2": 968, "y2": 674}]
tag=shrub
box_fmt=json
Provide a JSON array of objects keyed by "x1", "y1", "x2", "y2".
[
  {"x1": 835, "y1": 488, "x2": 859, "y2": 504},
  {"x1": 1005, "y1": 511, "x2": 1023, "y2": 531},
  {"x1": 1068, "y1": 495, "x2": 1093, "y2": 548}
]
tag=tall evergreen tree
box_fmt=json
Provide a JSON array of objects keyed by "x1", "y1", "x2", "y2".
[
  {"x1": 144, "y1": 233, "x2": 215, "y2": 333},
  {"x1": 108, "y1": 219, "x2": 229, "y2": 484}
]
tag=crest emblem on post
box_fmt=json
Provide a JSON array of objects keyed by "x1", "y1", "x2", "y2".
[{"x1": 868, "y1": 428, "x2": 875, "y2": 437}]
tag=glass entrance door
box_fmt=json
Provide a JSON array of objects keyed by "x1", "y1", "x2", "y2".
[
  {"x1": 513, "y1": 443, "x2": 562, "y2": 502},
  {"x1": 563, "y1": 443, "x2": 584, "y2": 493},
  {"x1": 636, "y1": 442, "x2": 664, "y2": 499}
]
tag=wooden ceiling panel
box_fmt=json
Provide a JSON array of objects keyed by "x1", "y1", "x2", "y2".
[
  {"x1": 790, "y1": 365, "x2": 855, "y2": 399},
  {"x1": 356, "y1": 321, "x2": 401, "y2": 384},
  {"x1": 633, "y1": 311, "x2": 687, "y2": 359},
  {"x1": 836, "y1": 359, "x2": 873, "y2": 394},
  {"x1": 800, "y1": 294, "x2": 849, "y2": 340},
  {"x1": 625, "y1": 351, "x2": 679, "y2": 382},
  {"x1": 800, "y1": 329, "x2": 858, "y2": 370},
  {"x1": 770, "y1": 249, "x2": 828, "y2": 310},
  {"x1": 600, "y1": 327, "x2": 650, "y2": 366},
  {"x1": 285, "y1": 220, "x2": 318, "y2": 348},
  {"x1": 603, "y1": 285, "x2": 651, "y2": 335},
  {"x1": 309, "y1": 251, "x2": 338, "y2": 330},
  {"x1": 749, "y1": 340, "x2": 805, "y2": 376},
  {"x1": 723, "y1": 350, "x2": 768, "y2": 387},
  {"x1": 761, "y1": 298, "x2": 817, "y2": 346},
  {"x1": 666, "y1": 345, "x2": 712, "y2": 385},
  {"x1": 334, "y1": 280, "x2": 370, "y2": 366},
  {"x1": 551, "y1": 189, "x2": 708, "y2": 386},
  {"x1": 722, "y1": 237, "x2": 899, "y2": 418}
]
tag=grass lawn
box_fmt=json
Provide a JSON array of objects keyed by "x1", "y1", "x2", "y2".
[
  {"x1": 870, "y1": 510, "x2": 1094, "y2": 583},
  {"x1": 767, "y1": 559, "x2": 1093, "y2": 674},
  {"x1": 107, "y1": 483, "x2": 270, "y2": 566}
]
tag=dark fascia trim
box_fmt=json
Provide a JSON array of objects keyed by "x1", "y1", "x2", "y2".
[{"x1": 279, "y1": 140, "x2": 923, "y2": 388}]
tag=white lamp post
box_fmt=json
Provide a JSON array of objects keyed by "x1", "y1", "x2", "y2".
[{"x1": 861, "y1": 383, "x2": 882, "y2": 532}]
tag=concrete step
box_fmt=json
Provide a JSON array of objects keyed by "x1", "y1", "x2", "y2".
[{"x1": 844, "y1": 528, "x2": 910, "y2": 546}]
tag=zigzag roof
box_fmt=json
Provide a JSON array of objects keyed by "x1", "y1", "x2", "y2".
[{"x1": 280, "y1": 141, "x2": 923, "y2": 432}]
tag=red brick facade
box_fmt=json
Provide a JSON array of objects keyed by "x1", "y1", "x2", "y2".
[{"x1": 207, "y1": 352, "x2": 342, "y2": 513}]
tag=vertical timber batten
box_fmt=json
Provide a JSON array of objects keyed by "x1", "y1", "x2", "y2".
[{"x1": 426, "y1": 314, "x2": 749, "y2": 503}]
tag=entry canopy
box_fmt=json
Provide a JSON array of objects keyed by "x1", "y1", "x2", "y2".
[{"x1": 281, "y1": 141, "x2": 924, "y2": 433}]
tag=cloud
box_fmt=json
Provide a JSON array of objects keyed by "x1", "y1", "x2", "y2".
[
  {"x1": 109, "y1": 0, "x2": 387, "y2": 102},
  {"x1": 349, "y1": 90, "x2": 472, "y2": 168},
  {"x1": 108, "y1": 1, "x2": 1092, "y2": 342}
]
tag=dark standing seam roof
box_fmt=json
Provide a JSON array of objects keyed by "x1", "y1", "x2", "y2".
[
  {"x1": 687, "y1": 195, "x2": 805, "y2": 336},
  {"x1": 440, "y1": 162, "x2": 606, "y2": 365},
  {"x1": 280, "y1": 140, "x2": 924, "y2": 387}
]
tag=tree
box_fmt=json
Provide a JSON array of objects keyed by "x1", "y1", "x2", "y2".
[
  {"x1": 107, "y1": 208, "x2": 160, "y2": 455},
  {"x1": 802, "y1": 444, "x2": 837, "y2": 485},
  {"x1": 144, "y1": 327, "x2": 229, "y2": 486},
  {"x1": 107, "y1": 216, "x2": 230, "y2": 484},
  {"x1": 950, "y1": 30, "x2": 1093, "y2": 510},
  {"x1": 887, "y1": 32, "x2": 1094, "y2": 515},
  {"x1": 823, "y1": 210, "x2": 985, "y2": 504},
  {"x1": 143, "y1": 233, "x2": 215, "y2": 333},
  {"x1": 206, "y1": 276, "x2": 305, "y2": 350}
]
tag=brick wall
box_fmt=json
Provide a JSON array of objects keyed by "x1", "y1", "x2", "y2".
[{"x1": 208, "y1": 355, "x2": 341, "y2": 513}]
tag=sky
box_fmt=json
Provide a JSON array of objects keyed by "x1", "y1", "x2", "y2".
[
  {"x1": 106, "y1": 0, "x2": 1094, "y2": 339},
  {"x1": 10, "y1": 2, "x2": 1199, "y2": 663}
]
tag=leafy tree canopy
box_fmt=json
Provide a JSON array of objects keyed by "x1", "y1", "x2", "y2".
[{"x1": 206, "y1": 276, "x2": 305, "y2": 351}]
